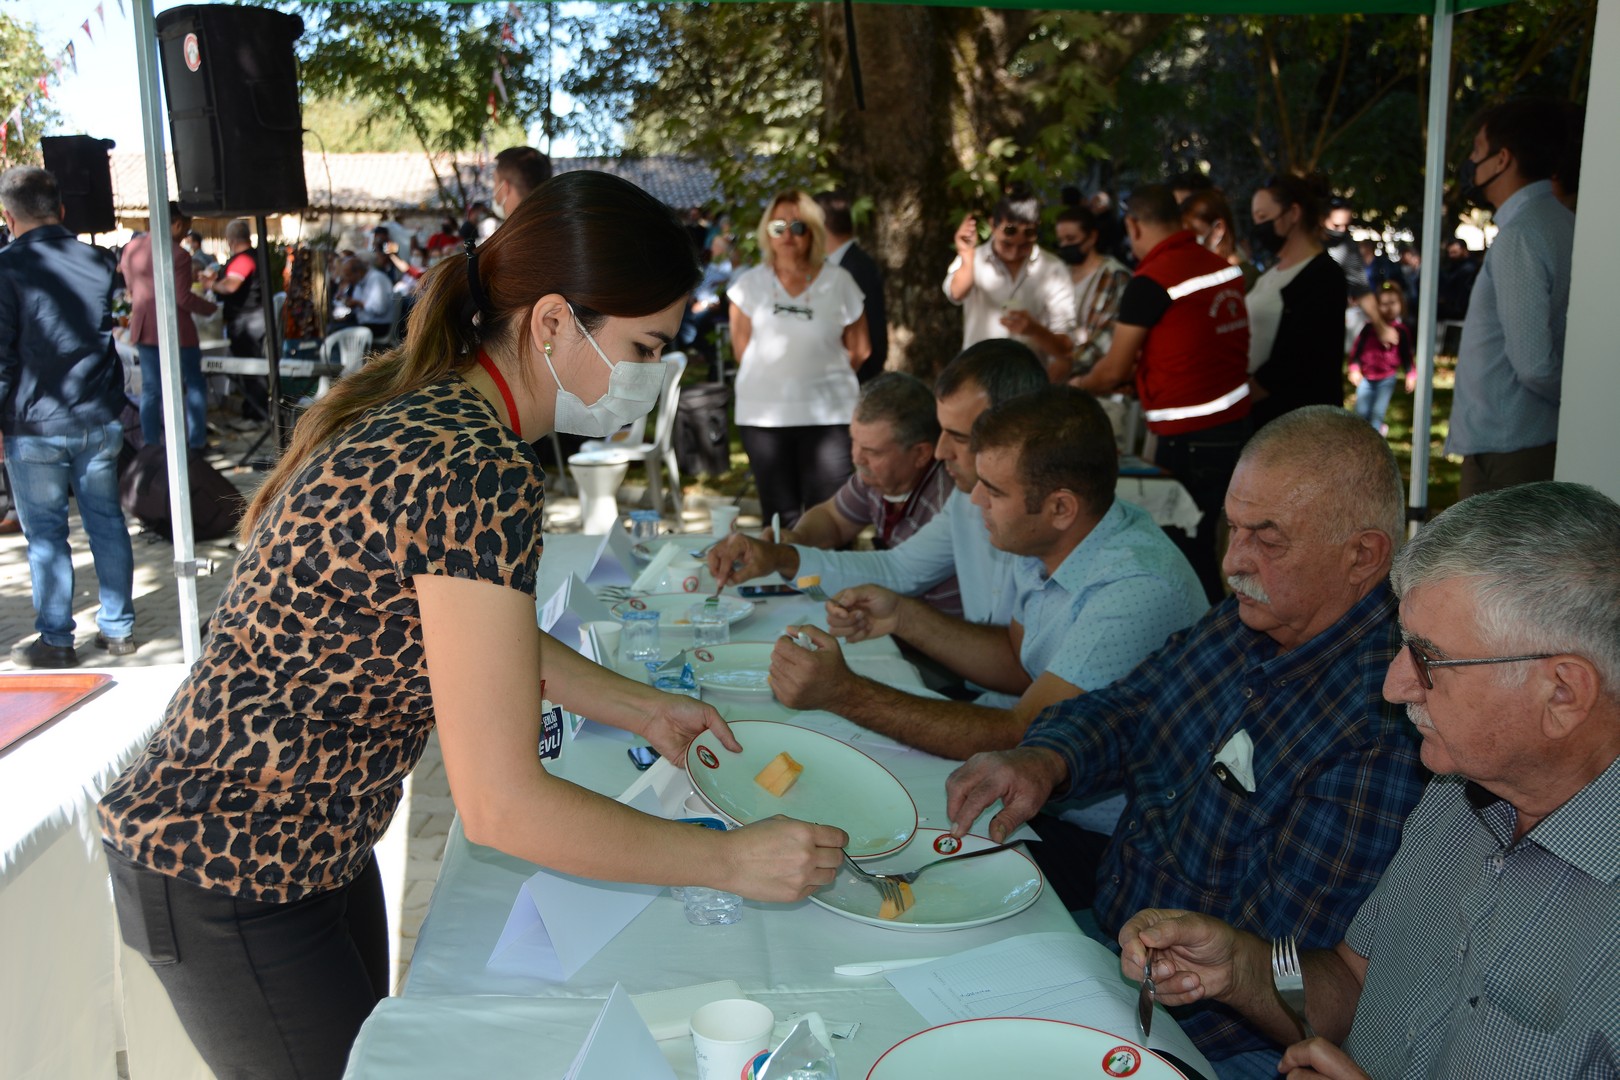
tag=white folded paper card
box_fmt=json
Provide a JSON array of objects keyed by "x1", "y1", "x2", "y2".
[
  {"x1": 593, "y1": 529, "x2": 635, "y2": 587},
  {"x1": 539, "y1": 571, "x2": 617, "y2": 643},
  {"x1": 631, "y1": 538, "x2": 682, "y2": 593},
  {"x1": 564, "y1": 983, "x2": 677, "y2": 1080}
]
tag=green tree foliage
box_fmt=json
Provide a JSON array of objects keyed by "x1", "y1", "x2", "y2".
[{"x1": 0, "y1": 14, "x2": 61, "y2": 166}]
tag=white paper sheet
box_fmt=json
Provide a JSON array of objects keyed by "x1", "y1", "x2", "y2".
[
  {"x1": 486, "y1": 862, "x2": 662, "y2": 982},
  {"x1": 884, "y1": 931, "x2": 1212, "y2": 1073},
  {"x1": 563, "y1": 983, "x2": 677, "y2": 1080}
]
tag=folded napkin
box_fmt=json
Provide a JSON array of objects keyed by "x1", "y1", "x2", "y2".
[{"x1": 1213, "y1": 729, "x2": 1257, "y2": 793}]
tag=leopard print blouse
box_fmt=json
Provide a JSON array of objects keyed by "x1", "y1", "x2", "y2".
[{"x1": 98, "y1": 378, "x2": 545, "y2": 902}]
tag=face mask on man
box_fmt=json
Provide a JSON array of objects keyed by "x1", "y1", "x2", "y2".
[
  {"x1": 1457, "y1": 151, "x2": 1507, "y2": 211},
  {"x1": 542, "y1": 305, "x2": 665, "y2": 437},
  {"x1": 1055, "y1": 242, "x2": 1089, "y2": 266}
]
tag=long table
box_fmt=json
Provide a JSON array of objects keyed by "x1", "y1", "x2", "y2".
[{"x1": 343, "y1": 586, "x2": 1214, "y2": 1078}]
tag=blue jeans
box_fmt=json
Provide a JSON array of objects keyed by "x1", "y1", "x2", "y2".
[
  {"x1": 1353, "y1": 375, "x2": 1397, "y2": 432},
  {"x1": 139, "y1": 343, "x2": 208, "y2": 449},
  {"x1": 6, "y1": 422, "x2": 135, "y2": 645}
]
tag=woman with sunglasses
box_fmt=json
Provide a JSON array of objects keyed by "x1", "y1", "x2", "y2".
[
  {"x1": 729, "y1": 190, "x2": 871, "y2": 527},
  {"x1": 98, "y1": 172, "x2": 847, "y2": 1080}
]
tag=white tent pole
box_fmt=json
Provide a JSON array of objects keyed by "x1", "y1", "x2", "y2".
[
  {"x1": 133, "y1": 0, "x2": 204, "y2": 663},
  {"x1": 1408, "y1": 0, "x2": 1454, "y2": 536}
]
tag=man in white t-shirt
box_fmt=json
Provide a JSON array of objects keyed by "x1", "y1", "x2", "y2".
[{"x1": 943, "y1": 189, "x2": 1077, "y2": 376}]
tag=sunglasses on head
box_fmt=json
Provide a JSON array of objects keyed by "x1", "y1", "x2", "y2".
[
  {"x1": 767, "y1": 219, "x2": 809, "y2": 238},
  {"x1": 1000, "y1": 224, "x2": 1039, "y2": 240}
]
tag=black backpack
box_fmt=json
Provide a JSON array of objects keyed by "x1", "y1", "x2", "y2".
[{"x1": 119, "y1": 444, "x2": 243, "y2": 541}]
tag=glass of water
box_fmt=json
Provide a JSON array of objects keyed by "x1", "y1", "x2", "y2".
[
  {"x1": 628, "y1": 509, "x2": 661, "y2": 546},
  {"x1": 688, "y1": 605, "x2": 730, "y2": 649},
  {"x1": 620, "y1": 609, "x2": 661, "y2": 663}
]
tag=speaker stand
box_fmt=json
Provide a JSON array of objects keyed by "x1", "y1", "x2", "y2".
[{"x1": 249, "y1": 214, "x2": 285, "y2": 469}]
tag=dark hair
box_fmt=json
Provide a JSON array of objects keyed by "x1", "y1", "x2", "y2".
[
  {"x1": 970, "y1": 386, "x2": 1117, "y2": 516},
  {"x1": 853, "y1": 372, "x2": 940, "y2": 449},
  {"x1": 934, "y1": 339, "x2": 1049, "y2": 407},
  {"x1": 1477, "y1": 98, "x2": 1571, "y2": 183},
  {"x1": 1123, "y1": 183, "x2": 1182, "y2": 229},
  {"x1": 495, "y1": 145, "x2": 553, "y2": 200},
  {"x1": 992, "y1": 181, "x2": 1040, "y2": 227},
  {"x1": 1261, "y1": 173, "x2": 1330, "y2": 227},
  {"x1": 1375, "y1": 279, "x2": 1407, "y2": 317},
  {"x1": 1180, "y1": 189, "x2": 1235, "y2": 234},
  {"x1": 242, "y1": 171, "x2": 700, "y2": 538},
  {"x1": 0, "y1": 166, "x2": 61, "y2": 222},
  {"x1": 226, "y1": 219, "x2": 252, "y2": 245},
  {"x1": 1169, "y1": 169, "x2": 1214, "y2": 195},
  {"x1": 1054, "y1": 205, "x2": 1100, "y2": 235},
  {"x1": 813, "y1": 189, "x2": 855, "y2": 236},
  {"x1": 1059, "y1": 185, "x2": 1083, "y2": 209}
]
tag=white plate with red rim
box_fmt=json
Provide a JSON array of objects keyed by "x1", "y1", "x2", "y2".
[
  {"x1": 867, "y1": 1019, "x2": 1190, "y2": 1079},
  {"x1": 610, "y1": 593, "x2": 755, "y2": 627},
  {"x1": 809, "y1": 829, "x2": 1041, "y2": 932},
  {"x1": 686, "y1": 720, "x2": 918, "y2": 859},
  {"x1": 683, "y1": 642, "x2": 778, "y2": 695}
]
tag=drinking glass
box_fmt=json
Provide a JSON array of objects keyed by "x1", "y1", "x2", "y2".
[
  {"x1": 689, "y1": 606, "x2": 730, "y2": 649},
  {"x1": 620, "y1": 609, "x2": 661, "y2": 662}
]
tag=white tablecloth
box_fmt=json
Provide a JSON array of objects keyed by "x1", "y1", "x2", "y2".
[
  {"x1": 344, "y1": 593, "x2": 1213, "y2": 1079},
  {"x1": 0, "y1": 665, "x2": 195, "y2": 1080}
]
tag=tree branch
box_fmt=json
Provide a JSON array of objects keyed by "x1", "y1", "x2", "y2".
[
  {"x1": 1307, "y1": 19, "x2": 1354, "y2": 171},
  {"x1": 1262, "y1": 25, "x2": 1297, "y2": 172}
]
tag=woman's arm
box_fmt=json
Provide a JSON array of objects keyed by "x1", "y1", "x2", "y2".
[
  {"x1": 416, "y1": 573, "x2": 847, "y2": 900},
  {"x1": 842, "y1": 313, "x2": 871, "y2": 369},
  {"x1": 729, "y1": 302, "x2": 751, "y2": 364}
]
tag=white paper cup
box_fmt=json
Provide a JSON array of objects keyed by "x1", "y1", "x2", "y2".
[
  {"x1": 691, "y1": 999, "x2": 774, "y2": 1080},
  {"x1": 580, "y1": 620, "x2": 622, "y2": 664},
  {"x1": 709, "y1": 504, "x2": 740, "y2": 536}
]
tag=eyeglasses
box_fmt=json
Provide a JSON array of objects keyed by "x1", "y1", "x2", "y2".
[
  {"x1": 1000, "y1": 224, "x2": 1039, "y2": 240},
  {"x1": 767, "y1": 219, "x2": 809, "y2": 238},
  {"x1": 1403, "y1": 641, "x2": 1557, "y2": 691}
]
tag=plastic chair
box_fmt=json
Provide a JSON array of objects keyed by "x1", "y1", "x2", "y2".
[
  {"x1": 568, "y1": 352, "x2": 688, "y2": 522},
  {"x1": 316, "y1": 326, "x2": 374, "y2": 398}
]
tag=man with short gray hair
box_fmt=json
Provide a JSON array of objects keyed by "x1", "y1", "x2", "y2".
[
  {"x1": 946, "y1": 405, "x2": 1426, "y2": 1071},
  {"x1": 771, "y1": 372, "x2": 958, "y2": 614},
  {"x1": 0, "y1": 165, "x2": 136, "y2": 666},
  {"x1": 1117, "y1": 481, "x2": 1620, "y2": 1080}
]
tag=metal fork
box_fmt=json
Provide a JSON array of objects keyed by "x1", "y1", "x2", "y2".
[
  {"x1": 1271, "y1": 936, "x2": 1316, "y2": 1039},
  {"x1": 869, "y1": 841, "x2": 1026, "y2": 888},
  {"x1": 842, "y1": 852, "x2": 906, "y2": 911}
]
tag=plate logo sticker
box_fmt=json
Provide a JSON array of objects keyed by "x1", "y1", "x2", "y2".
[
  {"x1": 932, "y1": 834, "x2": 961, "y2": 855},
  {"x1": 1102, "y1": 1046, "x2": 1142, "y2": 1076},
  {"x1": 694, "y1": 648, "x2": 714, "y2": 663},
  {"x1": 695, "y1": 745, "x2": 719, "y2": 769},
  {"x1": 682, "y1": 575, "x2": 700, "y2": 592},
  {"x1": 183, "y1": 32, "x2": 201, "y2": 71},
  {"x1": 629, "y1": 597, "x2": 646, "y2": 610}
]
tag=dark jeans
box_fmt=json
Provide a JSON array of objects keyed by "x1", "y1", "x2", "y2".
[
  {"x1": 138, "y1": 343, "x2": 208, "y2": 450},
  {"x1": 107, "y1": 844, "x2": 389, "y2": 1080},
  {"x1": 1154, "y1": 417, "x2": 1251, "y2": 604},
  {"x1": 740, "y1": 423, "x2": 852, "y2": 529},
  {"x1": 1459, "y1": 442, "x2": 1556, "y2": 498}
]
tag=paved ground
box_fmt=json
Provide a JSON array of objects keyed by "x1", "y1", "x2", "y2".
[{"x1": 1, "y1": 420, "x2": 738, "y2": 989}]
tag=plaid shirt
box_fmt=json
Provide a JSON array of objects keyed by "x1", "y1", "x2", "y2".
[
  {"x1": 1342, "y1": 760, "x2": 1620, "y2": 1078},
  {"x1": 1024, "y1": 585, "x2": 1426, "y2": 1059}
]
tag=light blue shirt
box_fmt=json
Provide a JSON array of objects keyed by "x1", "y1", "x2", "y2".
[
  {"x1": 1447, "y1": 181, "x2": 1574, "y2": 456},
  {"x1": 1013, "y1": 499, "x2": 1207, "y2": 691},
  {"x1": 791, "y1": 489, "x2": 1017, "y2": 627}
]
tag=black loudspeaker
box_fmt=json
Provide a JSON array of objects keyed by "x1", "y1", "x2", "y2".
[
  {"x1": 155, "y1": 5, "x2": 307, "y2": 216},
  {"x1": 41, "y1": 136, "x2": 117, "y2": 235}
]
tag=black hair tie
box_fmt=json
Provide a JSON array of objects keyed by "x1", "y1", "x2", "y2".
[{"x1": 464, "y1": 239, "x2": 494, "y2": 325}]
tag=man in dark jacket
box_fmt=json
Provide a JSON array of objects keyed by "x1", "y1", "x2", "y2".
[
  {"x1": 0, "y1": 166, "x2": 136, "y2": 667},
  {"x1": 816, "y1": 189, "x2": 888, "y2": 382}
]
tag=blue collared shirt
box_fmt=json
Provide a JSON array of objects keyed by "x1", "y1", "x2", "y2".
[
  {"x1": 1341, "y1": 760, "x2": 1620, "y2": 1078},
  {"x1": 792, "y1": 489, "x2": 1018, "y2": 627},
  {"x1": 1023, "y1": 585, "x2": 1426, "y2": 1059},
  {"x1": 1446, "y1": 180, "x2": 1575, "y2": 456},
  {"x1": 1013, "y1": 499, "x2": 1206, "y2": 691}
]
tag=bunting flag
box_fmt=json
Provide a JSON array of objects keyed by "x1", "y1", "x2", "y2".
[
  {"x1": 81, "y1": 19, "x2": 93, "y2": 43},
  {"x1": 66, "y1": 43, "x2": 78, "y2": 74},
  {"x1": 36, "y1": 75, "x2": 50, "y2": 99},
  {"x1": 9, "y1": 108, "x2": 22, "y2": 140},
  {"x1": 96, "y1": 3, "x2": 106, "y2": 30},
  {"x1": 492, "y1": 65, "x2": 508, "y2": 106},
  {"x1": 487, "y1": 91, "x2": 498, "y2": 123},
  {"x1": 52, "y1": 57, "x2": 64, "y2": 75},
  {"x1": 500, "y1": 22, "x2": 516, "y2": 45},
  {"x1": 116, "y1": 0, "x2": 125, "y2": 15}
]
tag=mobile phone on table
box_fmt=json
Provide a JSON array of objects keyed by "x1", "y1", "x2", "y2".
[
  {"x1": 737, "y1": 584, "x2": 801, "y2": 599},
  {"x1": 627, "y1": 745, "x2": 661, "y2": 771}
]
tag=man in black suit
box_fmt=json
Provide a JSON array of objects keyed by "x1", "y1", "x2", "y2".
[{"x1": 816, "y1": 189, "x2": 887, "y2": 383}]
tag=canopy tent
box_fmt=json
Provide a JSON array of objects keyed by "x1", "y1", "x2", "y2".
[{"x1": 129, "y1": 0, "x2": 1612, "y2": 663}]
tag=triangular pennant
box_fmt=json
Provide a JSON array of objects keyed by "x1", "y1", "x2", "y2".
[
  {"x1": 96, "y1": 3, "x2": 106, "y2": 29},
  {"x1": 116, "y1": 0, "x2": 125, "y2": 16},
  {"x1": 36, "y1": 76, "x2": 50, "y2": 99},
  {"x1": 52, "y1": 56, "x2": 64, "y2": 74},
  {"x1": 487, "y1": 91, "x2": 498, "y2": 123},
  {"x1": 500, "y1": 22, "x2": 515, "y2": 45},
  {"x1": 492, "y1": 65, "x2": 508, "y2": 106},
  {"x1": 66, "y1": 42, "x2": 77, "y2": 74},
  {"x1": 82, "y1": 18, "x2": 93, "y2": 42},
  {"x1": 10, "y1": 107, "x2": 23, "y2": 140}
]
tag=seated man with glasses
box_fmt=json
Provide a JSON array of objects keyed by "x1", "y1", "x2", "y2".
[
  {"x1": 1117, "y1": 480, "x2": 1620, "y2": 1080},
  {"x1": 945, "y1": 406, "x2": 1428, "y2": 1076},
  {"x1": 944, "y1": 185, "x2": 1077, "y2": 376}
]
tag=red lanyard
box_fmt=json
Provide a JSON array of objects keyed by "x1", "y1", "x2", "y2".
[{"x1": 476, "y1": 349, "x2": 521, "y2": 438}]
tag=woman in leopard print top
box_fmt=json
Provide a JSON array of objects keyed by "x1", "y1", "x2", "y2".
[{"x1": 98, "y1": 173, "x2": 847, "y2": 1080}]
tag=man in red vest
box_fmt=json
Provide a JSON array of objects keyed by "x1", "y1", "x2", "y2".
[{"x1": 1072, "y1": 183, "x2": 1250, "y2": 602}]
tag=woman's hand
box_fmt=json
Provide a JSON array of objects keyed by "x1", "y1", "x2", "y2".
[
  {"x1": 719, "y1": 817, "x2": 848, "y2": 901},
  {"x1": 635, "y1": 690, "x2": 739, "y2": 767}
]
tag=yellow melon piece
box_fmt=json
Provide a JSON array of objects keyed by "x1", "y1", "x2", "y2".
[
  {"x1": 754, "y1": 751, "x2": 804, "y2": 797},
  {"x1": 795, "y1": 574, "x2": 822, "y2": 590},
  {"x1": 877, "y1": 881, "x2": 915, "y2": 920}
]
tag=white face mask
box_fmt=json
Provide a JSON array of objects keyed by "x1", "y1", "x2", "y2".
[{"x1": 542, "y1": 306, "x2": 665, "y2": 437}]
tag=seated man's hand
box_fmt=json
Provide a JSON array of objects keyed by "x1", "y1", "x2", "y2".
[
  {"x1": 825, "y1": 585, "x2": 902, "y2": 643},
  {"x1": 1117, "y1": 908, "x2": 1247, "y2": 1008},
  {"x1": 945, "y1": 747, "x2": 1066, "y2": 842},
  {"x1": 706, "y1": 532, "x2": 780, "y2": 587},
  {"x1": 769, "y1": 625, "x2": 852, "y2": 712},
  {"x1": 1278, "y1": 1038, "x2": 1371, "y2": 1080}
]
